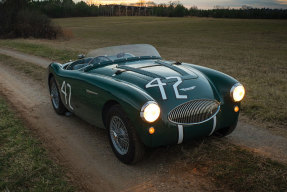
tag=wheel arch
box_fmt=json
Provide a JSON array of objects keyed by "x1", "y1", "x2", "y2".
[
  {"x1": 48, "y1": 73, "x2": 54, "y2": 90},
  {"x1": 102, "y1": 100, "x2": 120, "y2": 128},
  {"x1": 100, "y1": 97, "x2": 152, "y2": 147}
]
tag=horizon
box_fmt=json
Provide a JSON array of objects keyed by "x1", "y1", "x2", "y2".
[{"x1": 74, "y1": 0, "x2": 287, "y2": 9}]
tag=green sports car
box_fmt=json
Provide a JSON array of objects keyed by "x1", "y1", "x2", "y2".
[{"x1": 48, "y1": 44, "x2": 245, "y2": 164}]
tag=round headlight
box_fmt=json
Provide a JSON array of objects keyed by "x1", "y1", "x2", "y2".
[
  {"x1": 231, "y1": 83, "x2": 245, "y2": 102},
  {"x1": 140, "y1": 101, "x2": 160, "y2": 123}
]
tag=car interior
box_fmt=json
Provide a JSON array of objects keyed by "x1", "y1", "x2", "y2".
[
  {"x1": 66, "y1": 56, "x2": 110, "y2": 70},
  {"x1": 66, "y1": 53, "x2": 136, "y2": 70}
]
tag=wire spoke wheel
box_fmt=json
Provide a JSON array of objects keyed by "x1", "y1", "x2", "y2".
[
  {"x1": 50, "y1": 81, "x2": 60, "y2": 109},
  {"x1": 109, "y1": 116, "x2": 129, "y2": 155},
  {"x1": 107, "y1": 104, "x2": 145, "y2": 164}
]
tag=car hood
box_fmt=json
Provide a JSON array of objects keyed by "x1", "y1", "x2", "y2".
[{"x1": 90, "y1": 59, "x2": 219, "y2": 112}]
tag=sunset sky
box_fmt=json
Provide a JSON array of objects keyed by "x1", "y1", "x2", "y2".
[{"x1": 76, "y1": 0, "x2": 287, "y2": 9}]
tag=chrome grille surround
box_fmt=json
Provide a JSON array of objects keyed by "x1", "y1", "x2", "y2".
[{"x1": 168, "y1": 99, "x2": 220, "y2": 125}]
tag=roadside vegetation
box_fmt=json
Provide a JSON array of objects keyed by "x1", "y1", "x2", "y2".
[
  {"x1": 0, "y1": 0, "x2": 61, "y2": 39},
  {"x1": 0, "y1": 54, "x2": 46, "y2": 83},
  {"x1": 0, "y1": 17, "x2": 286, "y2": 128},
  {"x1": 0, "y1": 41, "x2": 77, "y2": 62},
  {"x1": 184, "y1": 139, "x2": 287, "y2": 192},
  {"x1": 0, "y1": 95, "x2": 74, "y2": 191}
]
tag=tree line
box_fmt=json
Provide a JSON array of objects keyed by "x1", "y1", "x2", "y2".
[
  {"x1": 1, "y1": 0, "x2": 286, "y2": 39},
  {"x1": 30, "y1": 0, "x2": 100, "y2": 17},
  {"x1": 189, "y1": 7, "x2": 287, "y2": 19},
  {"x1": 6, "y1": 0, "x2": 287, "y2": 19},
  {"x1": 153, "y1": 4, "x2": 287, "y2": 19},
  {"x1": 29, "y1": 0, "x2": 188, "y2": 18}
]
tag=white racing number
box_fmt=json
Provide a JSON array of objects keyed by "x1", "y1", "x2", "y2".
[
  {"x1": 166, "y1": 76, "x2": 187, "y2": 99},
  {"x1": 146, "y1": 78, "x2": 167, "y2": 100},
  {"x1": 145, "y1": 77, "x2": 187, "y2": 100},
  {"x1": 61, "y1": 81, "x2": 74, "y2": 110}
]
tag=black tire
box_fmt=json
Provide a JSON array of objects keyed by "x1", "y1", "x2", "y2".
[
  {"x1": 49, "y1": 77, "x2": 67, "y2": 115},
  {"x1": 213, "y1": 125, "x2": 237, "y2": 137},
  {"x1": 106, "y1": 104, "x2": 145, "y2": 164}
]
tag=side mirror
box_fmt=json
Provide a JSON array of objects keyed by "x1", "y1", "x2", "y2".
[{"x1": 78, "y1": 54, "x2": 85, "y2": 59}]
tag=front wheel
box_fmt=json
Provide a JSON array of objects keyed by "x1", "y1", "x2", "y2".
[
  {"x1": 107, "y1": 105, "x2": 145, "y2": 164},
  {"x1": 213, "y1": 125, "x2": 237, "y2": 137}
]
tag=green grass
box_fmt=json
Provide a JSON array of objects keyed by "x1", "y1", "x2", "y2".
[
  {"x1": 0, "y1": 54, "x2": 46, "y2": 83},
  {"x1": 0, "y1": 96, "x2": 75, "y2": 192},
  {"x1": 181, "y1": 139, "x2": 287, "y2": 192},
  {"x1": 0, "y1": 40, "x2": 78, "y2": 62},
  {"x1": 0, "y1": 17, "x2": 286, "y2": 126}
]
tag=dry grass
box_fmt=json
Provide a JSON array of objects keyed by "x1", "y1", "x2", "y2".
[
  {"x1": 181, "y1": 138, "x2": 287, "y2": 192},
  {"x1": 0, "y1": 96, "x2": 74, "y2": 192},
  {"x1": 0, "y1": 54, "x2": 46, "y2": 83},
  {"x1": 0, "y1": 16, "x2": 286, "y2": 126}
]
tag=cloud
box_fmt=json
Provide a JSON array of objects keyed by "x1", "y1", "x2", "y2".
[
  {"x1": 174, "y1": 0, "x2": 287, "y2": 9},
  {"x1": 277, "y1": 0, "x2": 287, "y2": 4}
]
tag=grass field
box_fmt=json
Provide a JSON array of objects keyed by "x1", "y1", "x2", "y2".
[
  {"x1": 0, "y1": 17, "x2": 286, "y2": 127},
  {"x1": 0, "y1": 98, "x2": 74, "y2": 192}
]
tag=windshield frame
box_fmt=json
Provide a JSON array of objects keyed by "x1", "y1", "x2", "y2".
[
  {"x1": 83, "y1": 55, "x2": 160, "y2": 72},
  {"x1": 83, "y1": 44, "x2": 162, "y2": 71},
  {"x1": 87, "y1": 44, "x2": 161, "y2": 62}
]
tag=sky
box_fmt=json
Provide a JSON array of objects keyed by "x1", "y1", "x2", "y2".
[{"x1": 77, "y1": 0, "x2": 287, "y2": 9}]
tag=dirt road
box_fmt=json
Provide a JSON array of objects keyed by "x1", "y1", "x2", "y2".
[
  {"x1": 0, "y1": 48, "x2": 287, "y2": 191},
  {"x1": 0, "y1": 48, "x2": 51, "y2": 67}
]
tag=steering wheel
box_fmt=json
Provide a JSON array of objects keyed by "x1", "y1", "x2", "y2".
[
  {"x1": 91, "y1": 56, "x2": 111, "y2": 64},
  {"x1": 116, "y1": 53, "x2": 135, "y2": 59}
]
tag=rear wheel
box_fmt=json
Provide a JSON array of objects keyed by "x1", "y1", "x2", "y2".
[
  {"x1": 49, "y1": 77, "x2": 67, "y2": 115},
  {"x1": 107, "y1": 105, "x2": 145, "y2": 164}
]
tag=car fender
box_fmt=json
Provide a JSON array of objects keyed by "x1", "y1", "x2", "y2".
[{"x1": 184, "y1": 63, "x2": 239, "y2": 103}]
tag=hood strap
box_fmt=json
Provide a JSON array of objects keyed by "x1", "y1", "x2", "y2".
[
  {"x1": 155, "y1": 60, "x2": 189, "y2": 76},
  {"x1": 117, "y1": 65, "x2": 165, "y2": 79}
]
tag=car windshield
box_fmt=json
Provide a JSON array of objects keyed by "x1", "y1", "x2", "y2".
[{"x1": 87, "y1": 44, "x2": 161, "y2": 62}]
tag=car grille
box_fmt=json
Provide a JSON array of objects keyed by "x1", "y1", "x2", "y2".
[{"x1": 168, "y1": 99, "x2": 220, "y2": 125}]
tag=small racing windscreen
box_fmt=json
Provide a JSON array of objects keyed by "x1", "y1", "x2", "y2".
[{"x1": 86, "y1": 44, "x2": 161, "y2": 61}]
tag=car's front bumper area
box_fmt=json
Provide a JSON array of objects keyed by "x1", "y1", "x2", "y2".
[{"x1": 140, "y1": 102, "x2": 240, "y2": 148}]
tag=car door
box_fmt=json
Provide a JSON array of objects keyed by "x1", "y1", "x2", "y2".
[
  {"x1": 57, "y1": 64, "x2": 105, "y2": 128},
  {"x1": 56, "y1": 58, "x2": 87, "y2": 112},
  {"x1": 56, "y1": 68, "x2": 83, "y2": 115},
  {"x1": 73, "y1": 74, "x2": 106, "y2": 128}
]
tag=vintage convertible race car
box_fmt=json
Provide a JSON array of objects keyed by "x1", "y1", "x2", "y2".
[{"x1": 48, "y1": 44, "x2": 245, "y2": 164}]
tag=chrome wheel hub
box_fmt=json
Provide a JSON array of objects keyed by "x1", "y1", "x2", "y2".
[{"x1": 109, "y1": 116, "x2": 129, "y2": 155}]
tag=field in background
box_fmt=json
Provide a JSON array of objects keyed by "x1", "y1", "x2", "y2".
[{"x1": 0, "y1": 17, "x2": 286, "y2": 126}]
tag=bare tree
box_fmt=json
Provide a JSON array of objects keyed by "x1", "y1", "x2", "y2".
[
  {"x1": 86, "y1": 0, "x2": 98, "y2": 6},
  {"x1": 146, "y1": 1, "x2": 156, "y2": 7},
  {"x1": 138, "y1": 0, "x2": 146, "y2": 7}
]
